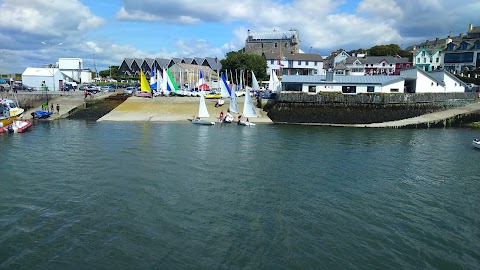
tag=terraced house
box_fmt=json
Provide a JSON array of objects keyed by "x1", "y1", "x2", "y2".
[{"x1": 443, "y1": 23, "x2": 480, "y2": 73}]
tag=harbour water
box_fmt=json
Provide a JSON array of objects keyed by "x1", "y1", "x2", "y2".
[{"x1": 1, "y1": 120, "x2": 480, "y2": 269}]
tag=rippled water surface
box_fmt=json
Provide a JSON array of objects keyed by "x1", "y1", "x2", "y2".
[{"x1": 1, "y1": 120, "x2": 480, "y2": 269}]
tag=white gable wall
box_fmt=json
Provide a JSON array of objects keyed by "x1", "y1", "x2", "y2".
[
  {"x1": 22, "y1": 68, "x2": 65, "y2": 91},
  {"x1": 415, "y1": 71, "x2": 445, "y2": 93},
  {"x1": 443, "y1": 73, "x2": 465, "y2": 92}
]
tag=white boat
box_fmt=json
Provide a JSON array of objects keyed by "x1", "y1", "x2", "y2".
[
  {"x1": 191, "y1": 90, "x2": 215, "y2": 125},
  {"x1": 472, "y1": 139, "x2": 480, "y2": 149},
  {"x1": 238, "y1": 71, "x2": 259, "y2": 126},
  {"x1": 0, "y1": 98, "x2": 25, "y2": 128}
]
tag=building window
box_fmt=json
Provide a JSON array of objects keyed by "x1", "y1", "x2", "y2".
[
  {"x1": 306, "y1": 61, "x2": 309, "y2": 65},
  {"x1": 390, "y1": 64, "x2": 392, "y2": 66},
  {"x1": 308, "y1": 86, "x2": 316, "y2": 93},
  {"x1": 261, "y1": 43, "x2": 264, "y2": 48},
  {"x1": 314, "y1": 61, "x2": 317, "y2": 66},
  {"x1": 390, "y1": 88, "x2": 399, "y2": 92},
  {"x1": 271, "y1": 60, "x2": 274, "y2": 64},
  {"x1": 298, "y1": 61, "x2": 301, "y2": 65},
  {"x1": 367, "y1": 86, "x2": 374, "y2": 92},
  {"x1": 342, "y1": 86, "x2": 356, "y2": 94},
  {"x1": 382, "y1": 63, "x2": 386, "y2": 66},
  {"x1": 417, "y1": 57, "x2": 420, "y2": 63},
  {"x1": 284, "y1": 43, "x2": 287, "y2": 48},
  {"x1": 436, "y1": 58, "x2": 439, "y2": 62},
  {"x1": 274, "y1": 42, "x2": 278, "y2": 48}
]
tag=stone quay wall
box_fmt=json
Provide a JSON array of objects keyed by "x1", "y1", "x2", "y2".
[{"x1": 267, "y1": 92, "x2": 479, "y2": 124}]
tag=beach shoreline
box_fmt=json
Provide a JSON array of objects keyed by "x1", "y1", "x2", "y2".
[{"x1": 97, "y1": 96, "x2": 273, "y2": 123}]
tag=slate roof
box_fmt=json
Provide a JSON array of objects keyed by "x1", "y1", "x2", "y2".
[
  {"x1": 154, "y1": 58, "x2": 171, "y2": 69},
  {"x1": 262, "y1": 52, "x2": 323, "y2": 61},
  {"x1": 400, "y1": 67, "x2": 445, "y2": 86},
  {"x1": 282, "y1": 75, "x2": 404, "y2": 86}
]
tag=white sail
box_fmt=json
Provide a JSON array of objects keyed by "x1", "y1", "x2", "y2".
[
  {"x1": 198, "y1": 91, "x2": 209, "y2": 118},
  {"x1": 156, "y1": 69, "x2": 163, "y2": 91},
  {"x1": 269, "y1": 69, "x2": 280, "y2": 92},
  {"x1": 251, "y1": 70, "x2": 260, "y2": 90},
  {"x1": 242, "y1": 86, "x2": 258, "y2": 118},
  {"x1": 229, "y1": 85, "x2": 238, "y2": 113},
  {"x1": 220, "y1": 72, "x2": 231, "y2": 98},
  {"x1": 162, "y1": 68, "x2": 168, "y2": 95}
]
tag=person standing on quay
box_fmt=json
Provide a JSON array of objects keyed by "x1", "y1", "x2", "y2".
[{"x1": 56, "y1": 104, "x2": 60, "y2": 114}]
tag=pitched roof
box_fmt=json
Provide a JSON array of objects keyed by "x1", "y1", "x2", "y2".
[
  {"x1": 343, "y1": 56, "x2": 410, "y2": 65},
  {"x1": 155, "y1": 58, "x2": 170, "y2": 69},
  {"x1": 262, "y1": 52, "x2": 323, "y2": 61},
  {"x1": 122, "y1": 58, "x2": 134, "y2": 68},
  {"x1": 22, "y1": 67, "x2": 60, "y2": 76},
  {"x1": 429, "y1": 69, "x2": 465, "y2": 86},
  {"x1": 400, "y1": 67, "x2": 445, "y2": 86},
  {"x1": 204, "y1": 57, "x2": 222, "y2": 71}
]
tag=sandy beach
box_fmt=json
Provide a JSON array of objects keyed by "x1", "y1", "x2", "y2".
[{"x1": 98, "y1": 96, "x2": 273, "y2": 123}]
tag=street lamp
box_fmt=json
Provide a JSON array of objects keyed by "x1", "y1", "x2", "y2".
[{"x1": 41, "y1": 41, "x2": 63, "y2": 91}]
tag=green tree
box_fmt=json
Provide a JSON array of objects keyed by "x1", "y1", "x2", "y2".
[
  {"x1": 220, "y1": 49, "x2": 268, "y2": 81},
  {"x1": 368, "y1": 44, "x2": 405, "y2": 57},
  {"x1": 98, "y1": 66, "x2": 120, "y2": 78}
]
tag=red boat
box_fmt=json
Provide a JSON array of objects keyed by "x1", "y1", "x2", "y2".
[{"x1": 0, "y1": 120, "x2": 32, "y2": 133}]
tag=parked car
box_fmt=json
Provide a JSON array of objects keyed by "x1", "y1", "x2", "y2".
[
  {"x1": 101, "y1": 85, "x2": 115, "y2": 92},
  {"x1": 123, "y1": 86, "x2": 138, "y2": 95},
  {"x1": 62, "y1": 84, "x2": 76, "y2": 91}
]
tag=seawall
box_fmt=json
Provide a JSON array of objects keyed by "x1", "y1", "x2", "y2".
[{"x1": 267, "y1": 92, "x2": 480, "y2": 125}]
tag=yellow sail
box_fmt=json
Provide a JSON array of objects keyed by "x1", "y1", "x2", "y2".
[{"x1": 140, "y1": 69, "x2": 152, "y2": 93}]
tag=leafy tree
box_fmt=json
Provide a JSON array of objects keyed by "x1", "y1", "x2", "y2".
[
  {"x1": 368, "y1": 44, "x2": 409, "y2": 57},
  {"x1": 98, "y1": 66, "x2": 120, "y2": 78},
  {"x1": 220, "y1": 49, "x2": 268, "y2": 81}
]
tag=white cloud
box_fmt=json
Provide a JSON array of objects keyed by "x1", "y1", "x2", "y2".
[
  {"x1": 1, "y1": 0, "x2": 480, "y2": 74},
  {"x1": 0, "y1": 0, "x2": 104, "y2": 40}
]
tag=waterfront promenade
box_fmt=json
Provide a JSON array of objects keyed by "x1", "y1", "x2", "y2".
[{"x1": 354, "y1": 101, "x2": 480, "y2": 128}]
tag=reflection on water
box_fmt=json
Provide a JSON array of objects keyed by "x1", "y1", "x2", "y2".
[{"x1": 1, "y1": 121, "x2": 479, "y2": 270}]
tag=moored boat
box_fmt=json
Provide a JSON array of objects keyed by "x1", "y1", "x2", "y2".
[
  {"x1": 0, "y1": 119, "x2": 32, "y2": 133},
  {"x1": 472, "y1": 139, "x2": 480, "y2": 149},
  {"x1": 0, "y1": 98, "x2": 25, "y2": 127}
]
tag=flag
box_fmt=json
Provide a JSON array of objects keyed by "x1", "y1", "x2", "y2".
[{"x1": 198, "y1": 70, "x2": 209, "y2": 90}]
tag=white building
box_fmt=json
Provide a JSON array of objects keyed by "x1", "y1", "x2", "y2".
[
  {"x1": 21, "y1": 68, "x2": 65, "y2": 91},
  {"x1": 58, "y1": 58, "x2": 92, "y2": 83},
  {"x1": 400, "y1": 67, "x2": 466, "y2": 93},
  {"x1": 263, "y1": 52, "x2": 324, "y2": 77},
  {"x1": 281, "y1": 71, "x2": 405, "y2": 94}
]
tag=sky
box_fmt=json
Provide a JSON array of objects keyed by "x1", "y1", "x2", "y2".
[{"x1": 0, "y1": 0, "x2": 479, "y2": 74}]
